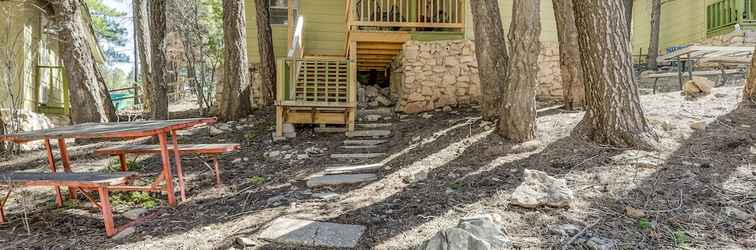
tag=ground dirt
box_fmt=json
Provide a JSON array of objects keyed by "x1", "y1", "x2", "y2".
[{"x1": 1, "y1": 86, "x2": 755, "y2": 249}]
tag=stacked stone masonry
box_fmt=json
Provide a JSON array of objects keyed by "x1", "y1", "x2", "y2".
[{"x1": 390, "y1": 40, "x2": 562, "y2": 113}]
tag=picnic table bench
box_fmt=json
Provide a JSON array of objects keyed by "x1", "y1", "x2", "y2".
[
  {"x1": 0, "y1": 118, "x2": 217, "y2": 237},
  {"x1": 96, "y1": 143, "x2": 241, "y2": 187},
  {"x1": 0, "y1": 172, "x2": 137, "y2": 237}
]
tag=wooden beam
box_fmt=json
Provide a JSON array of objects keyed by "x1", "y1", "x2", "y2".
[
  {"x1": 350, "y1": 31, "x2": 411, "y2": 43},
  {"x1": 352, "y1": 21, "x2": 464, "y2": 29},
  {"x1": 357, "y1": 54, "x2": 397, "y2": 60},
  {"x1": 357, "y1": 42, "x2": 404, "y2": 50},
  {"x1": 357, "y1": 49, "x2": 402, "y2": 55}
]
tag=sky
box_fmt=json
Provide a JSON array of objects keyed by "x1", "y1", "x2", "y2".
[{"x1": 103, "y1": 0, "x2": 135, "y2": 73}]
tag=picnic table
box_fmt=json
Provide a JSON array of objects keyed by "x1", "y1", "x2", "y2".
[{"x1": 0, "y1": 118, "x2": 215, "y2": 237}]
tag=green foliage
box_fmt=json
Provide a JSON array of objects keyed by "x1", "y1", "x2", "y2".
[
  {"x1": 638, "y1": 218, "x2": 652, "y2": 230},
  {"x1": 111, "y1": 192, "x2": 158, "y2": 209},
  {"x1": 447, "y1": 181, "x2": 464, "y2": 191},
  {"x1": 249, "y1": 176, "x2": 267, "y2": 186},
  {"x1": 84, "y1": 0, "x2": 129, "y2": 62},
  {"x1": 107, "y1": 159, "x2": 142, "y2": 172},
  {"x1": 673, "y1": 230, "x2": 689, "y2": 246}
]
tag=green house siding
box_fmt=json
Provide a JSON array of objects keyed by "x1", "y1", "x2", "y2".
[
  {"x1": 464, "y1": 0, "x2": 559, "y2": 43},
  {"x1": 0, "y1": 1, "x2": 43, "y2": 112},
  {"x1": 245, "y1": 0, "x2": 347, "y2": 62},
  {"x1": 631, "y1": 0, "x2": 729, "y2": 56}
]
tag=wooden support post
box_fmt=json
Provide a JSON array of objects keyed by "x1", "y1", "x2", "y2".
[
  {"x1": 44, "y1": 139, "x2": 63, "y2": 208},
  {"x1": 170, "y1": 130, "x2": 187, "y2": 201},
  {"x1": 118, "y1": 153, "x2": 128, "y2": 172},
  {"x1": 97, "y1": 186, "x2": 116, "y2": 237},
  {"x1": 57, "y1": 138, "x2": 76, "y2": 199},
  {"x1": 677, "y1": 57, "x2": 684, "y2": 90},
  {"x1": 0, "y1": 188, "x2": 11, "y2": 224},
  {"x1": 157, "y1": 133, "x2": 176, "y2": 207}
]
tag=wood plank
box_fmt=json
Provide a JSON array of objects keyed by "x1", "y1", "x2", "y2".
[
  {"x1": 0, "y1": 172, "x2": 136, "y2": 188},
  {"x1": 350, "y1": 31, "x2": 411, "y2": 43},
  {"x1": 357, "y1": 49, "x2": 402, "y2": 55},
  {"x1": 96, "y1": 144, "x2": 241, "y2": 155},
  {"x1": 356, "y1": 42, "x2": 404, "y2": 50}
]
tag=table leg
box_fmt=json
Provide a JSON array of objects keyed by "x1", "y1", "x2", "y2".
[
  {"x1": 213, "y1": 157, "x2": 222, "y2": 188},
  {"x1": 170, "y1": 130, "x2": 187, "y2": 201},
  {"x1": 57, "y1": 138, "x2": 77, "y2": 200},
  {"x1": 118, "y1": 153, "x2": 128, "y2": 172},
  {"x1": 97, "y1": 186, "x2": 116, "y2": 237},
  {"x1": 157, "y1": 133, "x2": 176, "y2": 207},
  {"x1": 0, "y1": 188, "x2": 12, "y2": 224},
  {"x1": 43, "y1": 139, "x2": 63, "y2": 208}
]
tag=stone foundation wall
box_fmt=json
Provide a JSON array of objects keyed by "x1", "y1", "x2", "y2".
[{"x1": 390, "y1": 40, "x2": 562, "y2": 113}]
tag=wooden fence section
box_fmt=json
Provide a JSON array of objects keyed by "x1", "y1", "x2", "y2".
[{"x1": 351, "y1": 0, "x2": 465, "y2": 29}]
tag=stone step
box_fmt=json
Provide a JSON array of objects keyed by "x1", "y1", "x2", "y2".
[
  {"x1": 324, "y1": 163, "x2": 383, "y2": 175},
  {"x1": 314, "y1": 127, "x2": 346, "y2": 133},
  {"x1": 343, "y1": 139, "x2": 388, "y2": 146},
  {"x1": 340, "y1": 145, "x2": 381, "y2": 150},
  {"x1": 357, "y1": 123, "x2": 393, "y2": 128},
  {"x1": 330, "y1": 153, "x2": 386, "y2": 159},
  {"x1": 259, "y1": 218, "x2": 366, "y2": 248},
  {"x1": 346, "y1": 130, "x2": 391, "y2": 138},
  {"x1": 306, "y1": 173, "x2": 378, "y2": 187}
]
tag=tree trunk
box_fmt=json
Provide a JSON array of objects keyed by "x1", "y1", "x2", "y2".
[
  {"x1": 647, "y1": 0, "x2": 661, "y2": 70},
  {"x1": 743, "y1": 46, "x2": 756, "y2": 105},
  {"x1": 255, "y1": 0, "x2": 276, "y2": 106},
  {"x1": 572, "y1": 0, "x2": 658, "y2": 149},
  {"x1": 470, "y1": 0, "x2": 509, "y2": 121},
  {"x1": 625, "y1": 0, "x2": 633, "y2": 34},
  {"x1": 552, "y1": 0, "x2": 585, "y2": 110},
  {"x1": 52, "y1": 0, "x2": 117, "y2": 123},
  {"x1": 149, "y1": 0, "x2": 169, "y2": 120},
  {"x1": 133, "y1": 0, "x2": 152, "y2": 112},
  {"x1": 219, "y1": 0, "x2": 251, "y2": 121},
  {"x1": 497, "y1": 0, "x2": 540, "y2": 142}
]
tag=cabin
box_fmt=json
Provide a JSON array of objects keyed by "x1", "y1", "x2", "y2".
[
  {"x1": 245, "y1": 0, "x2": 564, "y2": 136},
  {"x1": 0, "y1": 0, "x2": 104, "y2": 126},
  {"x1": 631, "y1": 0, "x2": 756, "y2": 59}
]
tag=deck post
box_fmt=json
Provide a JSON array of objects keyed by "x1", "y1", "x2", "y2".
[
  {"x1": 97, "y1": 186, "x2": 116, "y2": 237},
  {"x1": 0, "y1": 188, "x2": 12, "y2": 224},
  {"x1": 170, "y1": 130, "x2": 187, "y2": 201},
  {"x1": 43, "y1": 139, "x2": 63, "y2": 208},
  {"x1": 157, "y1": 133, "x2": 177, "y2": 207}
]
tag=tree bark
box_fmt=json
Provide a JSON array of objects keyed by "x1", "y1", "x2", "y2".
[
  {"x1": 647, "y1": 0, "x2": 661, "y2": 70},
  {"x1": 497, "y1": 0, "x2": 540, "y2": 142},
  {"x1": 552, "y1": 0, "x2": 585, "y2": 110},
  {"x1": 219, "y1": 0, "x2": 251, "y2": 121},
  {"x1": 470, "y1": 0, "x2": 509, "y2": 121},
  {"x1": 572, "y1": 0, "x2": 658, "y2": 150},
  {"x1": 52, "y1": 0, "x2": 117, "y2": 123},
  {"x1": 149, "y1": 0, "x2": 169, "y2": 120},
  {"x1": 743, "y1": 46, "x2": 756, "y2": 105},
  {"x1": 133, "y1": 0, "x2": 152, "y2": 112},
  {"x1": 255, "y1": 0, "x2": 276, "y2": 106},
  {"x1": 625, "y1": 0, "x2": 633, "y2": 34}
]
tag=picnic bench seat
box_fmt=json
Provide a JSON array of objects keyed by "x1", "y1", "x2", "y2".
[
  {"x1": 0, "y1": 172, "x2": 137, "y2": 237},
  {"x1": 96, "y1": 144, "x2": 241, "y2": 187}
]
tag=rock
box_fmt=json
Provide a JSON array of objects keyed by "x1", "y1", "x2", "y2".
[
  {"x1": 209, "y1": 126, "x2": 224, "y2": 135},
  {"x1": 365, "y1": 86, "x2": 380, "y2": 97},
  {"x1": 510, "y1": 169, "x2": 574, "y2": 208},
  {"x1": 580, "y1": 236, "x2": 618, "y2": 250},
  {"x1": 313, "y1": 192, "x2": 339, "y2": 200},
  {"x1": 330, "y1": 153, "x2": 386, "y2": 159},
  {"x1": 236, "y1": 237, "x2": 258, "y2": 246},
  {"x1": 418, "y1": 214, "x2": 512, "y2": 250},
  {"x1": 421, "y1": 113, "x2": 433, "y2": 119},
  {"x1": 365, "y1": 114, "x2": 382, "y2": 122},
  {"x1": 442, "y1": 106, "x2": 453, "y2": 112},
  {"x1": 722, "y1": 206, "x2": 752, "y2": 221},
  {"x1": 112, "y1": 227, "x2": 136, "y2": 241},
  {"x1": 682, "y1": 77, "x2": 714, "y2": 97},
  {"x1": 690, "y1": 121, "x2": 707, "y2": 130},
  {"x1": 625, "y1": 207, "x2": 646, "y2": 218},
  {"x1": 283, "y1": 123, "x2": 296, "y2": 138},
  {"x1": 548, "y1": 224, "x2": 581, "y2": 237},
  {"x1": 266, "y1": 195, "x2": 288, "y2": 206},
  {"x1": 123, "y1": 208, "x2": 148, "y2": 220},
  {"x1": 231, "y1": 158, "x2": 243, "y2": 164},
  {"x1": 375, "y1": 95, "x2": 393, "y2": 106},
  {"x1": 296, "y1": 154, "x2": 309, "y2": 160},
  {"x1": 405, "y1": 169, "x2": 429, "y2": 183},
  {"x1": 510, "y1": 140, "x2": 540, "y2": 154},
  {"x1": 306, "y1": 174, "x2": 378, "y2": 187},
  {"x1": 267, "y1": 150, "x2": 282, "y2": 158},
  {"x1": 258, "y1": 218, "x2": 366, "y2": 248}
]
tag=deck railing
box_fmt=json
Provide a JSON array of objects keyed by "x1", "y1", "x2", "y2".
[{"x1": 350, "y1": 0, "x2": 465, "y2": 29}]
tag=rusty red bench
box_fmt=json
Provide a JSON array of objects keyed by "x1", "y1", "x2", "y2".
[
  {"x1": 96, "y1": 144, "x2": 241, "y2": 187},
  {"x1": 0, "y1": 172, "x2": 137, "y2": 237}
]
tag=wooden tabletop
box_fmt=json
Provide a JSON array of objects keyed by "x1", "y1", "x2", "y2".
[
  {"x1": 0, "y1": 118, "x2": 216, "y2": 143},
  {"x1": 0, "y1": 172, "x2": 136, "y2": 187}
]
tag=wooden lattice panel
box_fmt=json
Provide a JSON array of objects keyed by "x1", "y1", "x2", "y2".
[{"x1": 293, "y1": 60, "x2": 350, "y2": 103}]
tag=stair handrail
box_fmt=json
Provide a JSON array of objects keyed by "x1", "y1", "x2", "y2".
[{"x1": 287, "y1": 16, "x2": 304, "y2": 59}]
